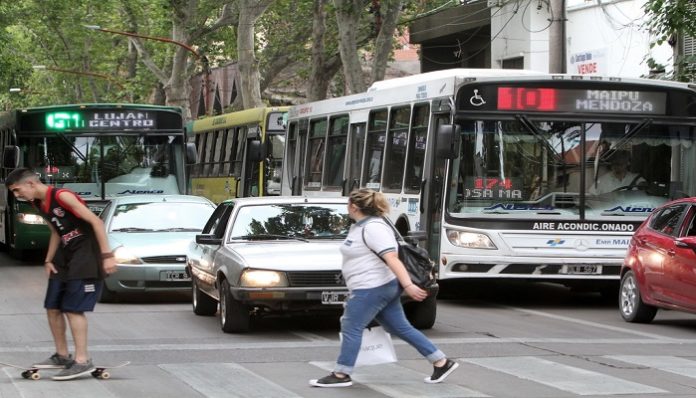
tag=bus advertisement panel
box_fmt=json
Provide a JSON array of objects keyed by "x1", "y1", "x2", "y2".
[{"x1": 0, "y1": 104, "x2": 192, "y2": 254}]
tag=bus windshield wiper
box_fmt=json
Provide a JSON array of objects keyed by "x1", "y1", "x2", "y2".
[
  {"x1": 111, "y1": 227, "x2": 156, "y2": 232},
  {"x1": 230, "y1": 234, "x2": 309, "y2": 242},
  {"x1": 156, "y1": 227, "x2": 202, "y2": 232}
]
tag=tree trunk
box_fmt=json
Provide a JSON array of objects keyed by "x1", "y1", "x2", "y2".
[
  {"x1": 334, "y1": 0, "x2": 366, "y2": 93},
  {"x1": 370, "y1": 0, "x2": 403, "y2": 84},
  {"x1": 238, "y1": 0, "x2": 275, "y2": 109},
  {"x1": 307, "y1": 0, "x2": 329, "y2": 100}
]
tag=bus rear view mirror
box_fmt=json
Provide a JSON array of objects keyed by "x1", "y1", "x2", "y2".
[
  {"x1": 185, "y1": 143, "x2": 197, "y2": 164},
  {"x1": 3, "y1": 145, "x2": 20, "y2": 169},
  {"x1": 436, "y1": 124, "x2": 461, "y2": 159},
  {"x1": 247, "y1": 139, "x2": 267, "y2": 163}
]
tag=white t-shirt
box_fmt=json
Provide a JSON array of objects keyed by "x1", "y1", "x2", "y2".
[{"x1": 340, "y1": 217, "x2": 397, "y2": 290}]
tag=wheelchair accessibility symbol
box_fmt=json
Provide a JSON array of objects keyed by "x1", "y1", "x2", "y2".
[{"x1": 470, "y1": 89, "x2": 486, "y2": 106}]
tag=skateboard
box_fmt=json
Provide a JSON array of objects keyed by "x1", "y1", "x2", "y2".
[{"x1": 0, "y1": 361, "x2": 130, "y2": 380}]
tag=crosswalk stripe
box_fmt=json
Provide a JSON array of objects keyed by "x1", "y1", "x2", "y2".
[
  {"x1": 463, "y1": 356, "x2": 668, "y2": 396},
  {"x1": 310, "y1": 361, "x2": 488, "y2": 398},
  {"x1": 159, "y1": 362, "x2": 302, "y2": 398},
  {"x1": 607, "y1": 355, "x2": 696, "y2": 379}
]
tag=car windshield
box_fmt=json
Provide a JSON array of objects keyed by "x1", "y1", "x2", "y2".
[
  {"x1": 229, "y1": 203, "x2": 350, "y2": 240},
  {"x1": 109, "y1": 201, "x2": 214, "y2": 232}
]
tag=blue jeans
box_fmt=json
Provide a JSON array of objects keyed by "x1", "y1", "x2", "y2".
[{"x1": 334, "y1": 279, "x2": 445, "y2": 375}]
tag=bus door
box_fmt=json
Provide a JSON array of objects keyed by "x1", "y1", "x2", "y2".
[
  {"x1": 241, "y1": 127, "x2": 262, "y2": 197},
  {"x1": 344, "y1": 122, "x2": 366, "y2": 195}
]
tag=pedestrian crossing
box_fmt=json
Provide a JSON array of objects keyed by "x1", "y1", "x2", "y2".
[{"x1": 2, "y1": 355, "x2": 696, "y2": 397}]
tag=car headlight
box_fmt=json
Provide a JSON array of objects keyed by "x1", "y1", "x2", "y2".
[
  {"x1": 17, "y1": 213, "x2": 46, "y2": 225},
  {"x1": 446, "y1": 229, "x2": 497, "y2": 249},
  {"x1": 240, "y1": 269, "x2": 288, "y2": 287},
  {"x1": 113, "y1": 246, "x2": 143, "y2": 264}
]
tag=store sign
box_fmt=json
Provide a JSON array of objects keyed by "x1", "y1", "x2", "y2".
[{"x1": 569, "y1": 48, "x2": 606, "y2": 75}]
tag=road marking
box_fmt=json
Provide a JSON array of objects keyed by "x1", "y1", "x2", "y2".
[
  {"x1": 607, "y1": 355, "x2": 696, "y2": 379},
  {"x1": 289, "y1": 331, "x2": 333, "y2": 341},
  {"x1": 160, "y1": 362, "x2": 301, "y2": 398},
  {"x1": 504, "y1": 306, "x2": 677, "y2": 340},
  {"x1": 463, "y1": 356, "x2": 667, "y2": 396},
  {"x1": 2, "y1": 336, "x2": 696, "y2": 354},
  {"x1": 311, "y1": 360, "x2": 487, "y2": 397}
]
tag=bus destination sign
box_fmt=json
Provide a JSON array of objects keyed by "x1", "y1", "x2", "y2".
[
  {"x1": 496, "y1": 87, "x2": 667, "y2": 115},
  {"x1": 45, "y1": 110, "x2": 157, "y2": 131}
]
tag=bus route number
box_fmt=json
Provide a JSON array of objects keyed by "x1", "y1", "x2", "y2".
[{"x1": 464, "y1": 177, "x2": 522, "y2": 199}]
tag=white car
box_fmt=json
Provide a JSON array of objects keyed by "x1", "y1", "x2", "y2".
[{"x1": 187, "y1": 196, "x2": 438, "y2": 333}]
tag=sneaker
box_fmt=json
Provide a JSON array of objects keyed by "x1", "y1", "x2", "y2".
[
  {"x1": 32, "y1": 353, "x2": 72, "y2": 369},
  {"x1": 424, "y1": 358, "x2": 459, "y2": 384},
  {"x1": 52, "y1": 359, "x2": 96, "y2": 381},
  {"x1": 309, "y1": 372, "x2": 353, "y2": 387}
]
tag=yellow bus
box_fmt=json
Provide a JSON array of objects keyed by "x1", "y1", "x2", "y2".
[{"x1": 190, "y1": 106, "x2": 288, "y2": 203}]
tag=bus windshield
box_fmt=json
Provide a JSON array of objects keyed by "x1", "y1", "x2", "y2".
[
  {"x1": 20, "y1": 134, "x2": 185, "y2": 198},
  {"x1": 448, "y1": 118, "x2": 696, "y2": 220}
]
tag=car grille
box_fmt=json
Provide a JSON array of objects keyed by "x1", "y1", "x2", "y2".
[
  {"x1": 287, "y1": 271, "x2": 345, "y2": 287},
  {"x1": 141, "y1": 255, "x2": 187, "y2": 264}
]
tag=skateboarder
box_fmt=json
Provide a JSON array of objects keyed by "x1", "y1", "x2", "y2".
[{"x1": 6, "y1": 168, "x2": 117, "y2": 380}]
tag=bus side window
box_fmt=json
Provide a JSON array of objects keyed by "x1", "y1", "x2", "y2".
[
  {"x1": 211, "y1": 129, "x2": 226, "y2": 177},
  {"x1": 382, "y1": 106, "x2": 410, "y2": 192},
  {"x1": 404, "y1": 103, "x2": 430, "y2": 194},
  {"x1": 194, "y1": 132, "x2": 207, "y2": 177},
  {"x1": 222, "y1": 128, "x2": 235, "y2": 176},
  {"x1": 232, "y1": 127, "x2": 247, "y2": 177},
  {"x1": 323, "y1": 115, "x2": 349, "y2": 190},
  {"x1": 202, "y1": 131, "x2": 216, "y2": 177},
  {"x1": 305, "y1": 118, "x2": 327, "y2": 189},
  {"x1": 362, "y1": 109, "x2": 388, "y2": 188}
]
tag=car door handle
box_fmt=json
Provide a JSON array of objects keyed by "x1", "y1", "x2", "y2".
[{"x1": 667, "y1": 249, "x2": 676, "y2": 257}]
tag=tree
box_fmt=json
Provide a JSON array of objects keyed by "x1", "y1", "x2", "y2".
[
  {"x1": 644, "y1": 0, "x2": 696, "y2": 81},
  {"x1": 237, "y1": 0, "x2": 275, "y2": 109}
]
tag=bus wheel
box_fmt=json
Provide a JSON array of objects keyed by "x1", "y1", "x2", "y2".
[{"x1": 406, "y1": 295, "x2": 437, "y2": 329}]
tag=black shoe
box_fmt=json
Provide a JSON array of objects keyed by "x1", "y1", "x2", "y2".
[
  {"x1": 424, "y1": 358, "x2": 459, "y2": 384},
  {"x1": 309, "y1": 372, "x2": 353, "y2": 387}
]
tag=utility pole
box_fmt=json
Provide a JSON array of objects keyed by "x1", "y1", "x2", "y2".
[{"x1": 548, "y1": 0, "x2": 567, "y2": 73}]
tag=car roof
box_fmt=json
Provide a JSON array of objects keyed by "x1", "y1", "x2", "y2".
[
  {"x1": 656, "y1": 197, "x2": 696, "y2": 208},
  {"x1": 220, "y1": 196, "x2": 348, "y2": 206},
  {"x1": 109, "y1": 194, "x2": 214, "y2": 205}
]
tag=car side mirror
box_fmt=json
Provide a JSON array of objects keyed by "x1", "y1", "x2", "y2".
[
  {"x1": 196, "y1": 234, "x2": 222, "y2": 245},
  {"x1": 676, "y1": 237, "x2": 696, "y2": 250}
]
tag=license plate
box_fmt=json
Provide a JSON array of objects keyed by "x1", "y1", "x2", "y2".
[
  {"x1": 321, "y1": 291, "x2": 349, "y2": 305},
  {"x1": 561, "y1": 265, "x2": 602, "y2": 275},
  {"x1": 160, "y1": 270, "x2": 191, "y2": 281}
]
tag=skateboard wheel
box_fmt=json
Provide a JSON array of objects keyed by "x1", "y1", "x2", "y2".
[
  {"x1": 100, "y1": 371, "x2": 110, "y2": 379},
  {"x1": 21, "y1": 370, "x2": 30, "y2": 379},
  {"x1": 31, "y1": 372, "x2": 41, "y2": 380},
  {"x1": 91, "y1": 370, "x2": 100, "y2": 378}
]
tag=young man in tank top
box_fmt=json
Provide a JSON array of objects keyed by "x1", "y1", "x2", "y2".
[{"x1": 6, "y1": 168, "x2": 117, "y2": 380}]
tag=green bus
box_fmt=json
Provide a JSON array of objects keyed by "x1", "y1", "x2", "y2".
[
  {"x1": 189, "y1": 106, "x2": 288, "y2": 203},
  {"x1": 0, "y1": 103, "x2": 195, "y2": 257}
]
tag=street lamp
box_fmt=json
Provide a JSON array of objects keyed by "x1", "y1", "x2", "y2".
[
  {"x1": 32, "y1": 65, "x2": 128, "y2": 91},
  {"x1": 84, "y1": 24, "x2": 211, "y2": 115}
]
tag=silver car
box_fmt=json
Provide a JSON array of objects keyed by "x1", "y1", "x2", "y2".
[
  {"x1": 100, "y1": 194, "x2": 216, "y2": 301},
  {"x1": 187, "y1": 196, "x2": 437, "y2": 333}
]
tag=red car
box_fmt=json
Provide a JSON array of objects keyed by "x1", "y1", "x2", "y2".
[{"x1": 620, "y1": 197, "x2": 696, "y2": 323}]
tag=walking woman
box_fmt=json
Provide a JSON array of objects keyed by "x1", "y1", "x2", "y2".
[{"x1": 310, "y1": 188, "x2": 458, "y2": 387}]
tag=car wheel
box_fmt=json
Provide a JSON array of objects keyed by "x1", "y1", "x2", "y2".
[
  {"x1": 192, "y1": 278, "x2": 217, "y2": 316},
  {"x1": 405, "y1": 294, "x2": 437, "y2": 330},
  {"x1": 219, "y1": 279, "x2": 250, "y2": 333},
  {"x1": 619, "y1": 270, "x2": 657, "y2": 323}
]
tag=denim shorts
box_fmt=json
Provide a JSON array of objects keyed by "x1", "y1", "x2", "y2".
[{"x1": 44, "y1": 278, "x2": 103, "y2": 313}]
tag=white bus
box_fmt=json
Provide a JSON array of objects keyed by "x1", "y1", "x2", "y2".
[{"x1": 281, "y1": 69, "x2": 696, "y2": 291}]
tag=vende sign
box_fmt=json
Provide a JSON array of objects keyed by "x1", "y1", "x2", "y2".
[{"x1": 569, "y1": 48, "x2": 606, "y2": 75}]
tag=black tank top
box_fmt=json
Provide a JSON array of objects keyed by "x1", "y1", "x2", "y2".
[{"x1": 33, "y1": 187, "x2": 102, "y2": 280}]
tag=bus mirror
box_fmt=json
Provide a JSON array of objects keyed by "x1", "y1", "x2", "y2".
[
  {"x1": 247, "y1": 139, "x2": 266, "y2": 162},
  {"x1": 3, "y1": 145, "x2": 20, "y2": 169},
  {"x1": 436, "y1": 124, "x2": 461, "y2": 159},
  {"x1": 185, "y1": 143, "x2": 197, "y2": 164}
]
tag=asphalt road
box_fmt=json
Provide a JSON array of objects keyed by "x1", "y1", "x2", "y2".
[{"x1": 2, "y1": 253, "x2": 696, "y2": 397}]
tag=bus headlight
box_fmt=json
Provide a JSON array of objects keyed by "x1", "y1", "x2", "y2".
[
  {"x1": 17, "y1": 213, "x2": 46, "y2": 225},
  {"x1": 113, "y1": 246, "x2": 143, "y2": 265},
  {"x1": 240, "y1": 270, "x2": 288, "y2": 287},
  {"x1": 446, "y1": 230, "x2": 497, "y2": 249}
]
